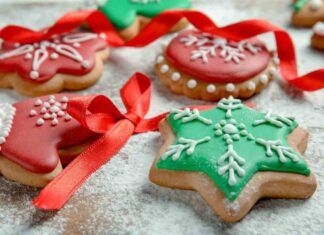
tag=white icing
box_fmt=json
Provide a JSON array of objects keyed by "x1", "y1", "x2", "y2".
[
  {"x1": 156, "y1": 55, "x2": 164, "y2": 64},
  {"x1": 253, "y1": 111, "x2": 294, "y2": 127},
  {"x1": 171, "y1": 108, "x2": 212, "y2": 125},
  {"x1": 256, "y1": 138, "x2": 299, "y2": 163},
  {"x1": 0, "y1": 32, "x2": 101, "y2": 80},
  {"x1": 160, "y1": 64, "x2": 169, "y2": 74},
  {"x1": 130, "y1": 0, "x2": 161, "y2": 4},
  {"x1": 0, "y1": 104, "x2": 16, "y2": 147},
  {"x1": 259, "y1": 74, "x2": 269, "y2": 84},
  {"x1": 161, "y1": 137, "x2": 211, "y2": 161},
  {"x1": 226, "y1": 83, "x2": 235, "y2": 92},
  {"x1": 171, "y1": 72, "x2": 181, "y2": 81},
  {"x1": 180, "y1": 33, "x2": 262, "y2": 64},
  {"x1": 310, "y1": 0, "x2": 323, "y2": 10},
  {"x1": 313, "y1": 22, "x2": 324, "y2": 36},
  {"x1": 247, "y1": 81, "x2": 256, "y2": 91},
  {"x1": 269, "y1": 66, "x2": 277, "y2": 76},
  {"x1": 30, "y1": 96, "x2": 71, "y2": 127},
  {"x1": 217, "y1": 96, "x2": 242, "y2": 118},
  {"x1": 206, "y1": 84, "x2": 216, "y2": 93},
  {"x1": 217, "y1": 144, "x2": 246, "y2": 186},
  {"x1": 187, "y1": 79, "x2": 197, "y2": 89}
]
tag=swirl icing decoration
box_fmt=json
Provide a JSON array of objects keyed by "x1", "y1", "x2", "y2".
[
  {"x1": 0, "y1": 32, "x2": 107, "y2": 82},
  {"x1": 97, "y1": 0, "x2": 191, "y2": 30},
  {"x1": 157, "y1": 96, "x2": 310, "y2": 201}
]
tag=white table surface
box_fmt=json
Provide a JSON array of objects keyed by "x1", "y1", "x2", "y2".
[{"x1": 0, "y1": 0, "x2": 323, "y2": 234}]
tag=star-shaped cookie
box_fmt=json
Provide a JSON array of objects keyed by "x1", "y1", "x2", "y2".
[
  {"x1": 149, "y1": 97, "x2": 317, "y2": 222},
  {"x1": 97, "y1": 0, "x2": 191, "y2": 40}
]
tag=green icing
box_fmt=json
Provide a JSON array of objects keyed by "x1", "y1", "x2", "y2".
[
  {"x1": 98, "y1": 0, "x2": 191, "y2": 30},
  {"x1": 156, "y1": 97, "x2": 311, "y2": 201},
  {"x1": 293, "y1": 0, "x2": 309, "y2": 11}
]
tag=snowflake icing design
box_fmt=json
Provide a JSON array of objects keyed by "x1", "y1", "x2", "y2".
[
  {"x1": 179, "y1": 33, "x2": 262, "y2": 64},
  {"x1": 0, "y1": 32, "x2": 106, "y2": 80},
  {"x1": 158, "y1": 96, "x2": 310, "y2": 200}
]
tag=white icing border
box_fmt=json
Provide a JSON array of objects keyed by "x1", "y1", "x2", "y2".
[{"x1": 0, "y1": 104, "x2": 16, "y2": 148}]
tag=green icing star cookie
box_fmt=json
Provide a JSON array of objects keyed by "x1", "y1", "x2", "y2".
[
  {"x1": 156, "y1": 96, "x2": 311, "y2": 201},
  {"x1": 98, "y1": 0, "x2": 191, "y2": 30}
]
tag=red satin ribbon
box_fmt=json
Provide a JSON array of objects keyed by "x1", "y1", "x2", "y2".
[
  {"x1": 32, "y1": 72, "x2": 226, "y2": 210},
  {"x1": 0, "y1": 10, "x2": 323, "y2": 91}
]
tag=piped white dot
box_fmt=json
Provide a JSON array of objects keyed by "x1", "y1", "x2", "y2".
[
  {"x1": 226, "y1": 83, "x2": 235, "y2": 92},
  {"x1": 34, "y1": 99, "x2": 42, "y2": 106},
  {"x1": 206, "y1": 84, "x2": 216, "y2": 93},
  {"x1": 160, "y1": 64, "x2": 169, "y2": 74},
  {"x1": 73, "y1": 42, "x2": 80, "y2": 47},
  {"x1": 64, "y1": 114, "x2": 72, "y2": 121},
  {"x1": 269, "y1": 67, "x2": 277, "y2": 77},
  {"x1": 30, "y1": 71, "x2": 39, "y2": 79},
  {"x1": 36, "y1": 118, "x2": 45, "y2": 126},
  {"x1": 156, "y1": 55, "x2": 164, "y2": 64},
  {"x1": 29, "y1": 110, "x2": 37, "y2": 117},
  {"x1": 25, "y1": 53, "x2": 32, "y2": 60},
  {"x1": 82, "y1": 60, "x2": 90, "y2": 68},
  {"x1": 51, "y1": 119, "x2": 59, "y2": 126},
  {"x1": 61, "y1": 96, "x2": 69, "y2": 103},
  {"x1": 259, "y1": 74, "x2": 269, "y2": 84},
  {"x1": 247, "y1": 81, "x2": 256, "y2": 91},
  {"x1": 187, "y1": 79, "x2": 197, "y2": 89},
  {"x1": 40, "y1": 107, "x2": 47, "y2": 114},
  {"x1": 50, "y1": 53, "x2": 59, "y2": 60},
  {"x1": 171, "y1": 72, "x2": 181, "y2": 81}
]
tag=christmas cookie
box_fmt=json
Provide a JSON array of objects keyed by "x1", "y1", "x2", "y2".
[
  {"x1": 292, "y1": 0, "x2": 324, "y2": 27},
  {"x1": 155, "y1": 30, "x2": 279, "y2": 101},
  {"x1": 311, "y1": 22, "x2": 324, "y2": 50},
  {"x1": 149, "y1": 97, "x2": 316, "y2": 222},
  {"x1": 0, "y1": 32, "x2": 109, "y2": 97},
  {"x1": 97, "y1": 0, "x2": 191, "y2": 40},
  {"x1": 0, "y1": 94, "x2": 98, "y2": 187}
]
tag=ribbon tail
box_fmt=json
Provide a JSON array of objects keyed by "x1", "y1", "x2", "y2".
[{"x1": 33, "y1": 120, "x2": 134, "y2": 210}]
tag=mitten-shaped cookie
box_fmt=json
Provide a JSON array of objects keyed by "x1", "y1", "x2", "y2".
[
  {"x1": 292, "y1": 0, "x2": 324, "y2": 27},
  {"x1": 0, "y1": 32, "x2": 109, "y2": 96},
  {"x1": 155, "y1": 30, "x2": 279, "y2": 101},
  {"x1": 150, "y1": 96, "x2": 316, "y2": 222},
  {"x1": 97, "y1": 0, "x2": 191, "y2": 40},
  {"x1": 0, "y1": 94, "x2": 98, "y2": 187}
]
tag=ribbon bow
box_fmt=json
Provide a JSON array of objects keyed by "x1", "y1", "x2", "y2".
[{"x1": 33, "y1": 73, "x2": 165, "y2": 210}]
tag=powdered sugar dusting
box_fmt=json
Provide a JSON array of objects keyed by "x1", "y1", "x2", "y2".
[{"x1": 0, "y1": 0, "x2": 323, "y2": 234}]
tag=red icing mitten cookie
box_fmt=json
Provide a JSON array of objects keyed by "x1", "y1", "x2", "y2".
[
  {"x1": 0, "y1": 94, "x2": 98, "y2": 187},
  {"x1": 311, "y1": 22, "x2": 324, "y2": 50},
  {"x1": 155, "y1": 30, "x2": 279, "y2": 101},
  {"x1": 0, "y1": 32, "x2": 109, "y2": 97}
]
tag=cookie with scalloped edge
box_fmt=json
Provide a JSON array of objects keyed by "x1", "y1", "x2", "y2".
[
  {"x1": 97, "y1": 0, "x2": 191, "y2": 40},
  {"x1": 311, "y1": 22, "x2": 324, "y2": 50},
  {"x1": 149, "y1": 97, "x2": 317, "y2": 222},
  {"x1": 292, "y1": 0, "x2": 324, "y2": 27},
  {"x1": 0, "y1": 32, "x2": 109, "y2": 97},
  {"x1": 155, "y1": 30, "x2": 279, "y2": 101}
]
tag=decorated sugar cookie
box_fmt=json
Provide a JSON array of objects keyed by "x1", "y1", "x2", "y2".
[
  {"x1": 97, "y1": 0, "x2": 191, "y2": 40},
  {"x1": 0, "y1": 32, "x2": 109, "y2": 96},
  {"x1": 149, "y1": 96, "x2": 317, "y2": 222},
  {"x1": 0, "y1": 94, "x2": 98, "y2": 187},
  {"x1": 155, "y1": 30, "x2": 279, "y2": 101},
  {"x1": 311, "y1": 22, "x2": 324, "y2": 50},
  {"x1": 292, "y1": 0, "x2": 324, "y2": 27}
]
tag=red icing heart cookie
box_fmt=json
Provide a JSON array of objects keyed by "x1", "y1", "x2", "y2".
[
  {"x1": 311, "y1": 22, "x2": 324, "y2": 50},
  {"x1": 0, "y1": 94, "x2": 98, "y2": 187},
  {"x1": 155, "y1": 30, "x2": 279, "y2": 101},
  {"x1": 0, "y1": 32, "x2": 109, "y2": 96}
]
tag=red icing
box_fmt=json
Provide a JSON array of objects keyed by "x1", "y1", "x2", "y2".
[
  {"x1": 165, "y1": 30, "x2": 271, "y2": 84},
  {"x1": 0, "y1": 94, "x2": 98, "y2": 174},
  {"x1": 0, "y1": 32, "x2": 108, "y2": 83}
]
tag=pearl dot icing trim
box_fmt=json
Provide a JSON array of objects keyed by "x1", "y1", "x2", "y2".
[
  {"x1": 206, "y1": 84, "x2": 216, "y2": 93},
  {"x1": 31, "y1": 96, "x2": 72, "y2": 127},
  {"x1": 187, "y1": 79, "x2": 197, "y2": 89},
  {"x1": 247, "y1": 81, "x2": 256, "y2": 91},
  {"x1": 0, "y1": 104, "x2": 16, "y2": 147},
  {"x1": 314, "y1": 22, "x2": 324, "y2": 36},
  {"x1": 269, "y1": 66, "x2": 277, "y2": 77},
  {"x1": 156, "y1": 55, "x2": 164, "y2": 64},
  {"x1": 160, "y1": 64, "x2": 169, "y2": 74},
  {"x1": 226, "y1": 83, "x2": 235, "y2": 92},
  {"x1": 259, "y1": 74, "x2": 269, "y2": 84},
  {"x1": 171, "y1": 72, "x2": 181, "y2": 81},
  {"x1": 310, "y1": 0, "x2": 322, "y2": 10}
]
